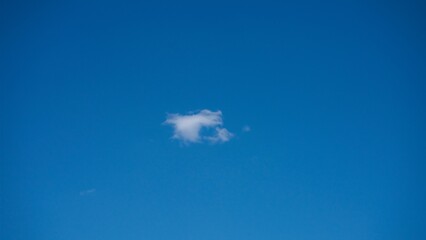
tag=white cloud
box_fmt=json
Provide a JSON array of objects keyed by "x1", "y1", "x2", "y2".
[
  {"x1": 206, "y1": 127, "x2": 234, "y2": 143},
  {"x1": 164, "y1": 109, "x2": 233, "y2": 144}
]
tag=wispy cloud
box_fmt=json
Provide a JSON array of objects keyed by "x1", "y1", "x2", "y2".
[
  {"x1": 79, "y1": 188, "x2": 96, "y2": 196},
  {"x1": 164, "y1": 109, "x2": 233, "y2": 144},
  {"x1": 242, "y1": 125, "x2": 251, "y2": 132}
]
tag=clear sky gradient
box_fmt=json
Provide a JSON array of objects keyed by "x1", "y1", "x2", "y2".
[{"x1": 1, "y1": 0, "x2": 426, "y2": 239}]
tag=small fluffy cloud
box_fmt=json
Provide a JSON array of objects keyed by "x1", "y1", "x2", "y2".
[
  {"x1": 206, "y1": 127, "x2": 234, "y2": 143},
  {"x1": 164, "y1": 109, "x2": 233, "y2": 144}
]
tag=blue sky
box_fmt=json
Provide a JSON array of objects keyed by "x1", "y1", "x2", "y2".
[{"x1": 1, "y1": 0, "x2": 426, "y2": 239}]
